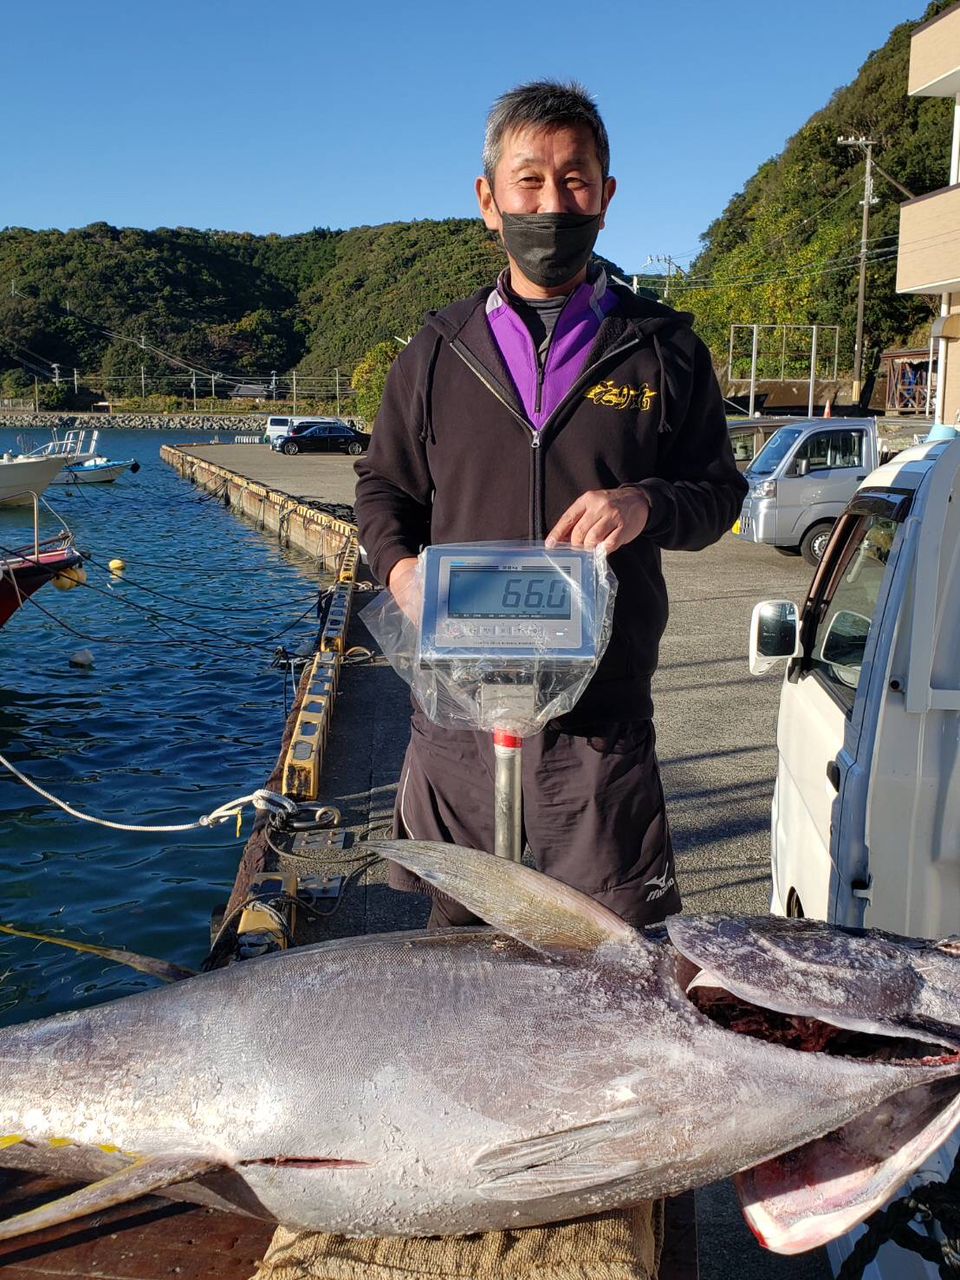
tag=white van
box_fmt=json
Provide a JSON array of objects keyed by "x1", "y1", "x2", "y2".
[{"x1": 749, "y1": 436, "x2": 960, "y2": 1278}]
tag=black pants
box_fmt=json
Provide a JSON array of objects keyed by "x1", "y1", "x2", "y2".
[{"x1": 391, "y1": 711, "x2": 681, "y2": 929}]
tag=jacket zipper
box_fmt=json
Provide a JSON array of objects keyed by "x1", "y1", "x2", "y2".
[{"x1": 450, "y1": 331, "x2": 644, "y2": 538}]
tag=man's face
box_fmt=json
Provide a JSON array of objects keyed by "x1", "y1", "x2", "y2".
[{"x1": 476, "y1": 123, "x2": 616, "y2": 294}]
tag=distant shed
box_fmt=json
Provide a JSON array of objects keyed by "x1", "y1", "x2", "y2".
[{"x1": 880, "y1": 346, "x2": 936, "y2": 415}]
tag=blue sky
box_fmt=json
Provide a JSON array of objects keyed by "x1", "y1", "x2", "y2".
[{"x1": 5, "y1": 0, "x2": 929, "y2": 272}]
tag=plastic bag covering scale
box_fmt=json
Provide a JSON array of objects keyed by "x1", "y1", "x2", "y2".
[{"x1": 360, "y1": 542, "x2": 616, "y2": 737}]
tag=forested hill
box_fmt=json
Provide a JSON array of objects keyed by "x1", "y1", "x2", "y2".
[
  {"x1": 0, "y1": 220, "x2": 513, "y2": 396},
  {"x1": 672, "y1": 0, "x2": 956, "y2": 374}
]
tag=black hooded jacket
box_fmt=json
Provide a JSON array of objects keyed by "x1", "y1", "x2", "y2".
[{"x1": 354, "y1": 280, "x2": 747, "y2": 725}]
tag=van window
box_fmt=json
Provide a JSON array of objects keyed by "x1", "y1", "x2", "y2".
[
  {"x1": 809, "y1": 514, "x2": 896, "y2": 710},
  {"x1": 795, "y1": 430, "x2": 865, "y2": 471}
]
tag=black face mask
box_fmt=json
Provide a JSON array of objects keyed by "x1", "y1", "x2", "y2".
[{"x1": 497, "y1": 210, "x2": 602, "y2": 289}]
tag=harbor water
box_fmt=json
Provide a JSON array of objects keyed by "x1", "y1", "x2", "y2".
[{"x1": 0, "y1": 428, "x2": 329, "y2": 1025}]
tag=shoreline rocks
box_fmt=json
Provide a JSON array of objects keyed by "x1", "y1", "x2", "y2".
[{"x1": 0, "y1": 412, "x2": 267, "y2": 432}]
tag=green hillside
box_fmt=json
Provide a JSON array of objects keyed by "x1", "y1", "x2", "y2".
[
  {"x1": 671, "y1": 0, "x2": 956, "y2": 383},
  {"x1": 0, "y1": 218, "x2": 625, "y2": 407}
]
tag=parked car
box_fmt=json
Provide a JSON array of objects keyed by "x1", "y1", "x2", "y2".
[
  {"x1": 264, "y1": 416, "x2": 342, "y2": 444},
  {"x1": 272, "y1": 421, "x2": 369, "y2": 456},
  {"x1": 732, "y1": 417, "x2": 880, "y2": 565}
]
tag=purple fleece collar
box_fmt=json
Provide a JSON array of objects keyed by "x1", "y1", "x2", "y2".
[{"x1": 485, "y1": 270, "x2": 618, "y2": 429}]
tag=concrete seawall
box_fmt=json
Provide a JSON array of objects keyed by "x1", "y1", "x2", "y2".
[{"x1": 0, "y1": 412, "x2": 269, "y2": 432}]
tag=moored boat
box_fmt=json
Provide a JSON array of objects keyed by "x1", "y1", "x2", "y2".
[
  {"x1": 0, "y1": 454, "x2": 73, "y2": 507},
  {"x1": 51, "y1": 455, "x2": 139, "y2": 485},
  {"x1": 2, "y1": 429, "x2": 101, "y2": 506},
  {"x1": 0, "y1": 493, "x2": 83, "y2": 629}
]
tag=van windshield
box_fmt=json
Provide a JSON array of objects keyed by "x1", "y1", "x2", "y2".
[{"x1": 747, "y1": 428, "x2": 803, "y2": 477}]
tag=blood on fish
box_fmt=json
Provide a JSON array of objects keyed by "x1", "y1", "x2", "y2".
[
  {"x1": 242, "y1": 1156, "x2": 370, "y2": 1169},
  {"x1": 688, "y1": 986, "x2": 842, "y2": 1053}
]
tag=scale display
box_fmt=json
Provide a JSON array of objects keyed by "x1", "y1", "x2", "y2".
[
  {"x1": 419, "y1": 545, "x2": 597, "y2": 663},
  {"x1": 447, "y1": 568, "x2": 571, "y2": 620}
]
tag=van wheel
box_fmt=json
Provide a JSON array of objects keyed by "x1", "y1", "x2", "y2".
[
  {"x1": 786, "y1": 890, "x2": 805, "y2": 919},
  {"x1": 282, "y1": 441, "x2": 299, "y2": 456},
  {"x1": 800, "y1": 522, "x2": 834, "y2": 567}
]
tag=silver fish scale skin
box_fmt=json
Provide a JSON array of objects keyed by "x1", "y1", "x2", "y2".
[{"x1": 1, "y1": 928, "x2": 958, "y2": 1237}]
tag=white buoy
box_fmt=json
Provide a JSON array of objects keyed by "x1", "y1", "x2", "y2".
[{"x1": 69, "y1": 649, "x2": 95, "y2": 668}]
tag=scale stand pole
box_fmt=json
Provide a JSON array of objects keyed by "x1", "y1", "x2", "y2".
[{"x1": 493, "y1": 729, "x2": 523, "y2": 861}]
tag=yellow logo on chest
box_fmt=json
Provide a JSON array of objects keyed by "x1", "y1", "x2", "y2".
[{"x1": 585, "y1": 380, "x2": 658, "y2": 411}]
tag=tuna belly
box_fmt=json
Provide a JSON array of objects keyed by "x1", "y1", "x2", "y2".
[{"x1": 736, "y1": 1077, "x2": 960, "y2": 1254}]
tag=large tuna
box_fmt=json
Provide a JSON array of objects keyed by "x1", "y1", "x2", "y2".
[{"x1": 1, "y1": 840, "x2": 959, "y2": 1256}]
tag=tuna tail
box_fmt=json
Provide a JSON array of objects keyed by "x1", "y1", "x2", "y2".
[
  {"x1": 364, "y1": 840, "x2": 636, "y2": 955},
  {"x1": 0, "y1": 1154, "x2": 218, "y2": 1243}
]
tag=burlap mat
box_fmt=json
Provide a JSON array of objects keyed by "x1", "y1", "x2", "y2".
[{"x1": 250, "y1": 1202, "x2": 662, "y2": 1280}]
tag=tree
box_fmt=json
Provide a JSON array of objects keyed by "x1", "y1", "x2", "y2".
[{"x1": 352, "y1": 341, "x2": 401, "y2": 425}]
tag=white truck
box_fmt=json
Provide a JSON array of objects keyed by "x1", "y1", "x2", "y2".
[{"x1": 749, "y1": 436, "x2": 960, "y2": 1278}]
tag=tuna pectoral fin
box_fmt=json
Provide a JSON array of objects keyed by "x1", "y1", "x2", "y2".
[
  {"x1": 0, "y1": 1154, "x2": 218, "y2": 1243},
  {"x1": 473, "y1": 1108, "x2": 650, "y2": 1200},
  {"x1": 366, "y1": 840, "x2": 636, "y2": 955},
  {"x1": 735, "y1": 1079, "x2": 960, "y2": 1255}
]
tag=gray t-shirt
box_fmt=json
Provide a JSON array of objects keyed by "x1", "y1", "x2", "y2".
[{"x1": 504, "y1": 284, "x2": 571, "y2": 365}]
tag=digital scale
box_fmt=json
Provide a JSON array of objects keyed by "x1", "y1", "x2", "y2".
[
  {"x1": 412, "y1": 543, "x2": 609, "y2": 862},
  {"x1": 363, "y1": 540, "x2": 613, "y2": 863},
  {"x1": 419, "y1": 545, "x2": 597, "y2": 665}
]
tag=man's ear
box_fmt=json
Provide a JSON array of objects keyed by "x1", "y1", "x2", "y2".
[
  {"x1": 476, "y1": 176, "x2": 501, "y2": 233},
  {"x1": 599, "y1": 176, "x2": 617, "y2": 230}
]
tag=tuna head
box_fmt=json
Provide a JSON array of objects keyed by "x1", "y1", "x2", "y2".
[{"x1": 666, "y1": 914, "x2": 960, "y2": 1253}]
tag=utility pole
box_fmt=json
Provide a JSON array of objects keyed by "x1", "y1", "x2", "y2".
[
  {"x1": 270, "y1": 370, "x2": 277, "y2": 402},
  {"x1": 52, "y1": 363, "x2": 60, "y2": 386},
  {"x1": 73, "y1": 368, "x2": 78, "y2": 394},
  {"x1": 292, "y1": 369, "x2": 297, "y2": 412},
  {"x1": 334, "y1": 367, "x2": 341, "y2": 415},
  {"x1": 838, "y1": 135, "x2": 877, "y2": 403},
  {"x1": 33, "y1": 376, "x2": 38, "y2": 411},
  {"x1": 141, "y1": 364, "x2": 146, "y2": 398},
  {"x1": 191, "y1": 371, "x2": 197, "y2": 411}
]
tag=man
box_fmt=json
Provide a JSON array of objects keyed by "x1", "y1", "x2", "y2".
[{"x1": 355, "y1": 80, "x2": 747, "y2": 930}]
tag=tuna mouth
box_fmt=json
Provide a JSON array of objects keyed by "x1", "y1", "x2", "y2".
[{"x1": 686, "y1": 973, "x2": 959, "y2": 1067}]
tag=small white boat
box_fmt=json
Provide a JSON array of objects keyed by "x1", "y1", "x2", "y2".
[
  {"x1": 0, "y1": 428, "x2": 97, "y2": 505},
  {"x1": 51, "y1": 455, "x2": 139, "y2": 485},
  {"x1": 0, "y1": 454, "x2": 72, "y2": 506}
]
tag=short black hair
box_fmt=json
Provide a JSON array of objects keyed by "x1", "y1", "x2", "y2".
[{"x1": 483, "y1": 81, "x2": 610, "y2": 187}]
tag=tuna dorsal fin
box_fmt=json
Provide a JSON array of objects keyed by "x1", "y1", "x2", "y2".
[
  {"x1": 0, "y1": 1154, "x2": 218, "y2": 1243},
  {"x1": 0, "y1": 924, "x2": 195, "y2": 983},
  {"x1": 365, "y1": 840, "x2": 635, "y2": 955}
]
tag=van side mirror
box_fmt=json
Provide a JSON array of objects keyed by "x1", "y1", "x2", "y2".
[
  {"x1": 749, "y1": 600, "x2": 800, "y2": 675},
  {"x1": 820, "y1": 610, "x2": 871, "y2": 673},
  {"x1": 794, "y1": 458, "x2": 810, "y2": 478}
]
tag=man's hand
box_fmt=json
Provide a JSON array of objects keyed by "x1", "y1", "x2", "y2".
[
  {"x1": 387, "y1": 556, "x2": 421, "y2": 623},
  {"x1": 545, "y1": 488, "x2": 651, "y2": 553}
]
